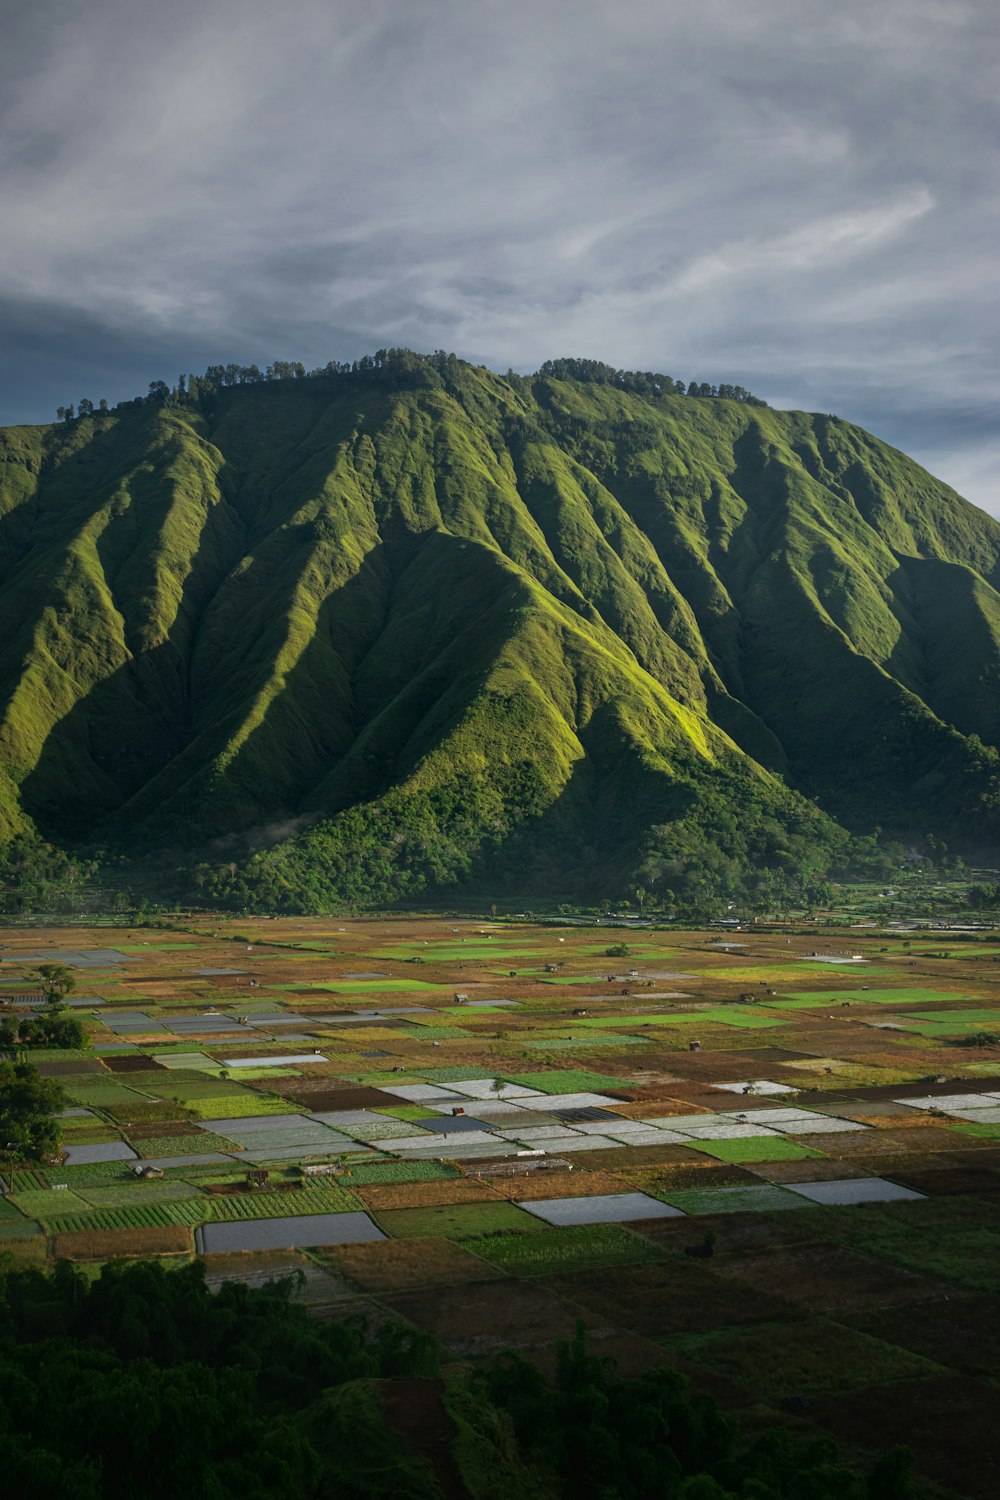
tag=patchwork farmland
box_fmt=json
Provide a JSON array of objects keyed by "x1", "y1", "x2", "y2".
[{"x1": 4, "y1": 914, "x2": 1000, "y2": 1496}]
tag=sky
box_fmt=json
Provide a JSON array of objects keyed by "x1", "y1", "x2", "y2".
[{"x1": 1, "y1": 0, "x2": 997, "y2": 511}]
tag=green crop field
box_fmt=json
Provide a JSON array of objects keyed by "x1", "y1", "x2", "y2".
[
  {"x1": 132, "y1": 1132, "x2": 240, "y2": 1156},
  {"x1": 676, "y1": 1320, "x2": 942, "y2": 1400},
  {"x1": 686, "y1": 1138, "x2": 823, "y2": 1162},
  {"x1": 783, "y1": 988, "x2": 968, "y2": 1005},
  {"x1": 203, "y1": 1187, "x2": 359, "y2": 1220},
  {"x1": 76, "y1": 1182, "x2": 206, "y2": 1208},
  {"x1": 508, "y1": 1070, "x2": 627, "y2": 1093},
  {"x1": 463, "y1": 1223, "x2": 665, "y2": 1276},
  {"x1": 9, "y1": 1189, "x2": 93, "y2": 1221},
  {"x1": 186, "y1": 1096, "x2": 296, "y2": 1118},
  {"x1": 804, "y1": 1198, "x2": 1000, "y2": 1295},
  {"x1": 657, "y1": 1185, "x2": 808, "y2": 1214},
  {"x1": 46, "y1": 1200, "x2": 207, "y2": 1234},
  {"x1": 340, "y1": 1160, "x2": 459, "y2": 1186}
]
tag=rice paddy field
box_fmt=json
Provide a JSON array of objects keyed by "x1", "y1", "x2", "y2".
[{"x1": 3, "y1": 912, "x2": 1000, "y2": 1496}]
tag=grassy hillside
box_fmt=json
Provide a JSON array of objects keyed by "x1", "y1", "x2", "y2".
[{"x1": 0, "y1": 351, "x2": 997, "y2": 909}]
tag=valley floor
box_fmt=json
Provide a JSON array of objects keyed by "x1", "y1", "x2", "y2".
[{"x1": 3, "y1": 914, "x2": 1000, "y2": 1497}]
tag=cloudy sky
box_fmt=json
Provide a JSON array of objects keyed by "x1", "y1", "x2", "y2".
[{"x1": 2, "y1": 0, "x2": 997, "y2": 510}]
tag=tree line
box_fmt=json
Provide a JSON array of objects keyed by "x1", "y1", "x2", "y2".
[
  {"x1": 534, "y1": 357, "x2": 768, "y2": 405},
  {"x1": 54, "y1": 348, "x2": 768, "y2": 424}
]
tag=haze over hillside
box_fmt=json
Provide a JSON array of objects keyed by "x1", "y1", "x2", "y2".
[{"x1": 0, "y1": 351, "x2": 997, "y2": 910}]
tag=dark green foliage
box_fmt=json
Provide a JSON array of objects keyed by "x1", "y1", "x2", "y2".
[
  {"x1": 2, "y1": 352, "x2": 1000, "y2": 911},
  {"x1": 0, "y1": 836, "x2": 100, "y2": 914},
  {"x1": 0, "y1": 1010, "x2": 85, "y2": 1051},
  {"x1": 0, "y1": 1059, "x2": 64, "y2": 1161},
  {"x1": 476, "y1": 1322, "x2": 915, "y2": 1499},
  {"x1": 959, "y1": 1030, "x2": 1000, "y2": 1047},
  {"x1": 0, "y1": 1260, "x2": 443, "y2": 1500},
  {"x1": 27, "y1": 964, "x2": 76, "y2": 1001},
  {"x1": 0, "y1": 1266, "x2": 914, "y2": 1500}
]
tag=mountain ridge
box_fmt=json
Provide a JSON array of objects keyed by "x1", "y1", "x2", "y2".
[{"x1": 0, "y1": 351, "x2": 996, "y2": 909}]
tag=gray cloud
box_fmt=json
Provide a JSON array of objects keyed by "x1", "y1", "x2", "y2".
[{"x1": 1, "y1": 0, "x2": 997, "y2": 509}]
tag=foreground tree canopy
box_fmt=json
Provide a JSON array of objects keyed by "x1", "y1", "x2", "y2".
[{"x1": 0, "y1": 1259, "x2": 915, "y2": 1499}]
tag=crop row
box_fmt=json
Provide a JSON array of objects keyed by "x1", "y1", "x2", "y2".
[
  {"x1": 203, "y1": 1187, "x2": 359, "y2": 1220},
  {"x1": 46, "y1": 1200, "x2": 207, "y2": 1234}
]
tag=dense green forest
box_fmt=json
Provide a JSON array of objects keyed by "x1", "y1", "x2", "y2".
[
  {"x1": 0, "y1": 1259, "x2": 914, "y2": 1499},
  {"x1": 0, "y1": 350, "x2": 998, "y2": 912}
]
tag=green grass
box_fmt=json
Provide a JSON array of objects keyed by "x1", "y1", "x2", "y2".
[
  {"x1": 508, "y1": 1070, "x2": 626, "y2": 1094},
  {"x1": 677, "y1": 1319, "x2": 942, "y2": 1400},
  {"x1": 63, "y1": 1080, "x2": 158, "y2": 1106},
  {"x1": 805, "y1": 1196, "x2": 1000, "y2": 1294},
  {"x1": 9, "y1": 1189, "x2": 93, "y2": 1221},
  {"x1": 132, "y1": 1132, "x2": 239, "y2": 1156},
  {"x1": 783, "y1": 988, "x2": 968, "y2": 1006},
  {"x1": 895, "y1": 1009, "x2": 1000, "y2": 1034},
  {"x1": 462, "y1": 1223, "x2": 664, "y2": 1275},
  {"x1": 537, "y1": 974, "x2": 606, "y2": 986},
  {"x1": 397, "y1": 1023, "x2": 468, "y2": 1039},
  {"x1": 0, "y1": 1220, "x2": 43, "y2": 1241},
  {"x1": 656, "y1": 1185, "x2": 809, "y2": 1214},
  {"x1": 21, "y1": 1162, "x2": 136, "y2": 1188},
  {"x1": 685, "y1": 1138, "x2": 823, "y2": 1162},
  {"x1": 339, "y1": 1160, "x2": 459, "y2": 1185},
  {"x1": 952, "y1": 1121, "x2": 1000, "y2": 1140},
  {"x1": 404, "y1": 1066, "x2": 498, "y2": 1083},
  {"x1": 374, "y1": 1202, "x2": 540, "y2": 1240},
  {"x1": 77, "y1": 1182, "x2": 205, "y2": 1208},
  {"x1": 697, "y1": 1008, "x2": 784, "y2": 1029},
  {"x1": 186, "y1": 1096, "x2": 294, "y2": 1119},
  {"x1": 763, "y1": 996, "x2": 834, "y2": 1011}
]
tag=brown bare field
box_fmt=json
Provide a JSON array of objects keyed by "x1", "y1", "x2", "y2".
[
  {"x1": 619, "y1": 1162, "x2": 759, "y2": 1191},
  {"x1": 540, "y1": 1259, "x2": 798, "y2": 1337},
  {"x1": 315, "y1": 1239, "x2": 502, "y2": 1292},
  {"x1": 354, "y1": 1179, "x2": 504, "y2": 1211},
  {"x1": 809, "y1": 1375, "x2": 1000, "y2": 1500},
  {"x1": 708, "y1": 1239, "x2": 943, "y2": 1316},
  {"x1": 380, "y1": 1278, "x2": 598, "y2": 1357},
  {"x1": 609, "y1": 1098, "x2": 713, "y2": 1118},
  {"x1": 742, "y1": 1157, "x2": 869, "y2": 1183},
  {"x1": 827, "y1": 1124, "x2": 986, "y2": 1157},
  {"x1": 0, "y1": 1235, "x2": 48, "y2": 1263},
  {"x1": 53, "y1": 1226, "x2": 194, "y2": 1259},
  {"x1": 488, "y1": 1169, "x2": 633, "y2": 1200}
]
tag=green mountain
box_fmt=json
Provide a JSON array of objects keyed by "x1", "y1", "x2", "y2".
[{"x1": 0, "y1": 351, "x2": 998, "y2": 909}]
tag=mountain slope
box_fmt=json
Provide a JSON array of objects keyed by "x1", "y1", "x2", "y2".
[{"x1": 0, "y1": 352, "x2": 997, "y2": 908}]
